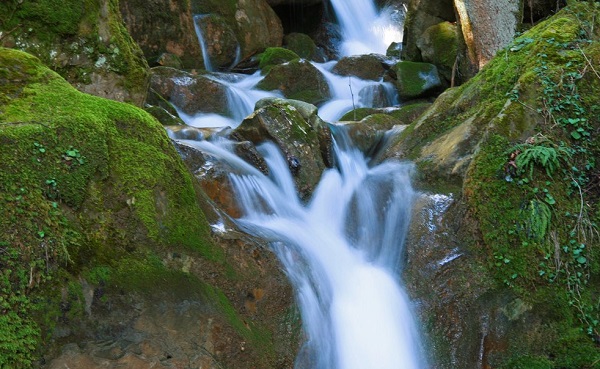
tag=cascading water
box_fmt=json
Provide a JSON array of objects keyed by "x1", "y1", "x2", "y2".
[
  {"x1": 177, "y1": 5, "x2": 426, "y2": 365},
  {"x1": 186, "y1": 131, "x2": 426, "y2": 369},
  {"x1": 328, "y1": 0, "x2": 405, "y2": 56}
]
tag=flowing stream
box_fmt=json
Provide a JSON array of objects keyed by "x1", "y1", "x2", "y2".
[
  {"x1": 179, "y1": 0, "x2": 426, "y2": 367},
  {"x1": 189, "y1": 131, "x2": 425, "y2": 369}
]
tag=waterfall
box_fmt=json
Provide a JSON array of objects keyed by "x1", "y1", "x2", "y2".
[
  {"x1": 193, "y1": 14, "x2": 215, "y2": 72},
  {"x1": 189, "y1": 131, "x2": 426, "y2": 369},
  {"x1": 328, "y1": 0, "x2": 405, "y2": 56}
]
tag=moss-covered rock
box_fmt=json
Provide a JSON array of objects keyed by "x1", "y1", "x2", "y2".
[
  {"x1": 387, "y1": 3, "x2": 600, "y2": 368},
  {"x1": 388, "y1": 61, "x2": 443, "y2": 99},
  {"x1": 283, "y1": 32, "x2": 319, "y2": 60},
  {"x1": 258, "y1": 47, "x2": 300, "y2": 74},
  {"x1": 416, "y1": 21, "x2": 458, "y2": 82},
  {"x1": 0, "y1": 0, "x2": 149, "y2": 105},
  {"x1": 257, "y1": 59, "x2": 331, "y2": 105},
  {"x1": 233, "y1": 99, "x2": 330, "y2": 198},
  {"x1": 0, "y1": 48, "x2": 297, "y2": 369}
]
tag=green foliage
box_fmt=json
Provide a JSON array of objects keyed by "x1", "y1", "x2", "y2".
[
  {"x1": 523, "y1": 199, "x2": 552, "y2": 241},
  {"x1": 0, "y1": 246, "x2": 41, "y2": 369},
  {"x1": 512, "y1": 142, "x2": 569, "y2": 179}
]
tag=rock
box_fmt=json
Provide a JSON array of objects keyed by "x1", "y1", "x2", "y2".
[
  {"x1": 149, "y1": 67, "x2": 229, "y2": 116},
  {"x1": 454, "y1": 0, "x2": 521, "y2": 72},
  {"x1": 358, "y1": 84, "x2": 395, "y2": 108},
  {"x1": 402, "y1": 0, "x2": 456, "y2": 62},
  {"x1": 388, "y1": 61, "x2": 443, "y2": 99},
  {"x1": 335, "y1": 114, "x2": 402, "y2": 154},
  {"x1": 383, "y1": 5, "x2": 600, "y2": 367},
  {"x1": 120, "y1": 0, "x2": 282, "y2": 70},
  {"x1": 283, "y1": 33, "x2": 319, "y2": 60},
  {"x1": 144, "y1": 106, "x2": 185, "y2": 126},
  {"x1": 0, "y1": 0, "x2": 149, "y2": 105},
  {"x1": 416, "y1": 21, "x2": 458, "y2": 83},
  {"x1": 257, "y1": 59, "x2": 331, "y2": 105},
  {"x1": 156, "y1": 53, "x2": 183, "y2": 69},
  {"x1": 340, "y1": 102, "x2": 431, "y2": 124},
  {"x1": 258, "y1": 47, "x2": 300, "y2": 74},
  {"x1": 233, "y1": 100, "x2": 329, "y2": 198},
  {"x1": 332, "y1": 54, "x2": 388, "y2": 81},
  {"x1": 256, "y1": 97, "x2": 335, "y2": 168},
  {"x1": 194, "y1": 14, "x2": 240, "y2": 70},
  {"x1": 0, "y1": 47, "x2": 299, "y2": 369},
  {"x1": 386, "y1": 42, "x2": 403, "y2": 58}
]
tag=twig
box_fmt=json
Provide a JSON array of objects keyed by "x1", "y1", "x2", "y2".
[
  {"x1": 0, "y1": 24, "x2": 20, "y2": 42},
  {"x1": 578, "y1": 46, "x2": 600, "y2": 81},
  {"x1": 349, "y1": 76, "x2": 356, "y2": 121}
]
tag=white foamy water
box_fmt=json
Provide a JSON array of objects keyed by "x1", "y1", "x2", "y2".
[
  {"x1": 329, "y1": 0, "x2": 405, "y2": 56},
  {"x1": 187, "y1": 133, "x2": 426, "y2": 369}
]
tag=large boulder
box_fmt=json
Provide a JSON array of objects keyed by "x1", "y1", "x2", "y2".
[
  {"x1": 454, "y1": 0, "x2": 521, "y2": 74},
  {"x1": 233, "y1": 99, "x2": 333, "y2": 198},
  {"x1": 194, "y1": 14, "x2": 241, "y2": 70},
  {"x1": 416, "y1": 21, "x2": 459, "y2": 83},
  {"x1": 383, "y1": 4, "x2": 600, "y2": 367},
  {"x1": 119, "y1": 0, "x2": 283, "y2": 70},
  {"x1": 283, "y1": 33, "x2": 320, "y2": 61},
  {"x1": 0, "y1": 0, "x2": 149, "y2": 105},
  {"x1": 0, "y1": 48, "x2": 299, "y2": 369},
  {"x1": 402, "y1": 0, "x2": 456, "y2": 63},
  {"x1": 257, "y1": 59, "x2": 331, "y2": 105},
  {"x1": 388, "y1": 61, "x2": 443, "y2": 99},
  {"x1": 332, "y1": 54, "x2": 388, "y2": 81},
  {"x1": 149, "y1": 67, "x2": 229, "y2": 116}
]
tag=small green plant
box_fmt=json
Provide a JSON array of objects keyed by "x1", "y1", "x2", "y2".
[{"x1": 62, "y1": 146, "x2": 84, "y2": 166}]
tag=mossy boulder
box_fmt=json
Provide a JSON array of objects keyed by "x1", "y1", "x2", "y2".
[
  {"x1": 332, "y1": 54, "x2": 387, "y2": 81},
  {"x1": 388, "y1": 61, "x2": 443, "y2": 99},
  {"x1": 0, "y1": 48, "x2": 297, "y2": 369},
  {"x1": 283, "y1": 32, "x2": 319, "y2": 60},
  {"x1": 233, "y1": 99, "x2": 331, "y2": 198},
  {"x1": 0, "y1": 0, "x2": 149, "y2": 105},
  {"x1": 258, "y1": 47, "x2": 301, "y2": 74},
  {"x1": 257, "y1": 59, "x2": 331, "y2": 105},
  {"x1": 416, "y1": 21, "x2": 458, "y2": 82},
  {"x1": 384, "y1": 3, "x2": 600, "y2": 368}
]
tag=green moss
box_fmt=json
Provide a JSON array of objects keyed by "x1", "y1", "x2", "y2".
[
  {"x1": 0, "y1": 48, "x2": 221, "y2": 367},
  {"x1": 392, "y1": 61, "x2": 441, "y2": 99},
  {"x1": 283, "y1": 33, "x2": 317, "y2": 60},
  {"x1": 0, "y1": 0, "x2": 148, "y2": 105},
  {"x1": 424, "y1": 21, "x2": 458, "y2": 71},
  {"x1": 259, "y1": 47, "x2": 300, "y2": 74},
  {"x1": 340, "y1": 108, "x2": 379, "y2": 121},
  {"x1": 391, "y1": 3, "x2": 600, "y2": 366}
]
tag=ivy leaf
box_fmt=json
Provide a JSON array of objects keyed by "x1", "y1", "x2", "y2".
[
  {"x1": 576, "y1": 256, "x2": 587, "y2": 264},
  {"x1": 571, "y1": 131, "x2": 582, "y2": 140}
]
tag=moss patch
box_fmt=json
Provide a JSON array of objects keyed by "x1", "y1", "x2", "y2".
[
  {"x1": 0, "y1": 48, "x2": 219, "y2": 366},
  {"x1": 258, "y1": 47, "x2": 300, "y2": 74}
]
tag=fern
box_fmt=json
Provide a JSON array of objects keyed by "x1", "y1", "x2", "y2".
[
  {"x1": 508, "y1": 141, "x2": 571, "y2": 180},
  {"x1": 523, "y1": 199, "x2": 552, "y2": 241}
]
